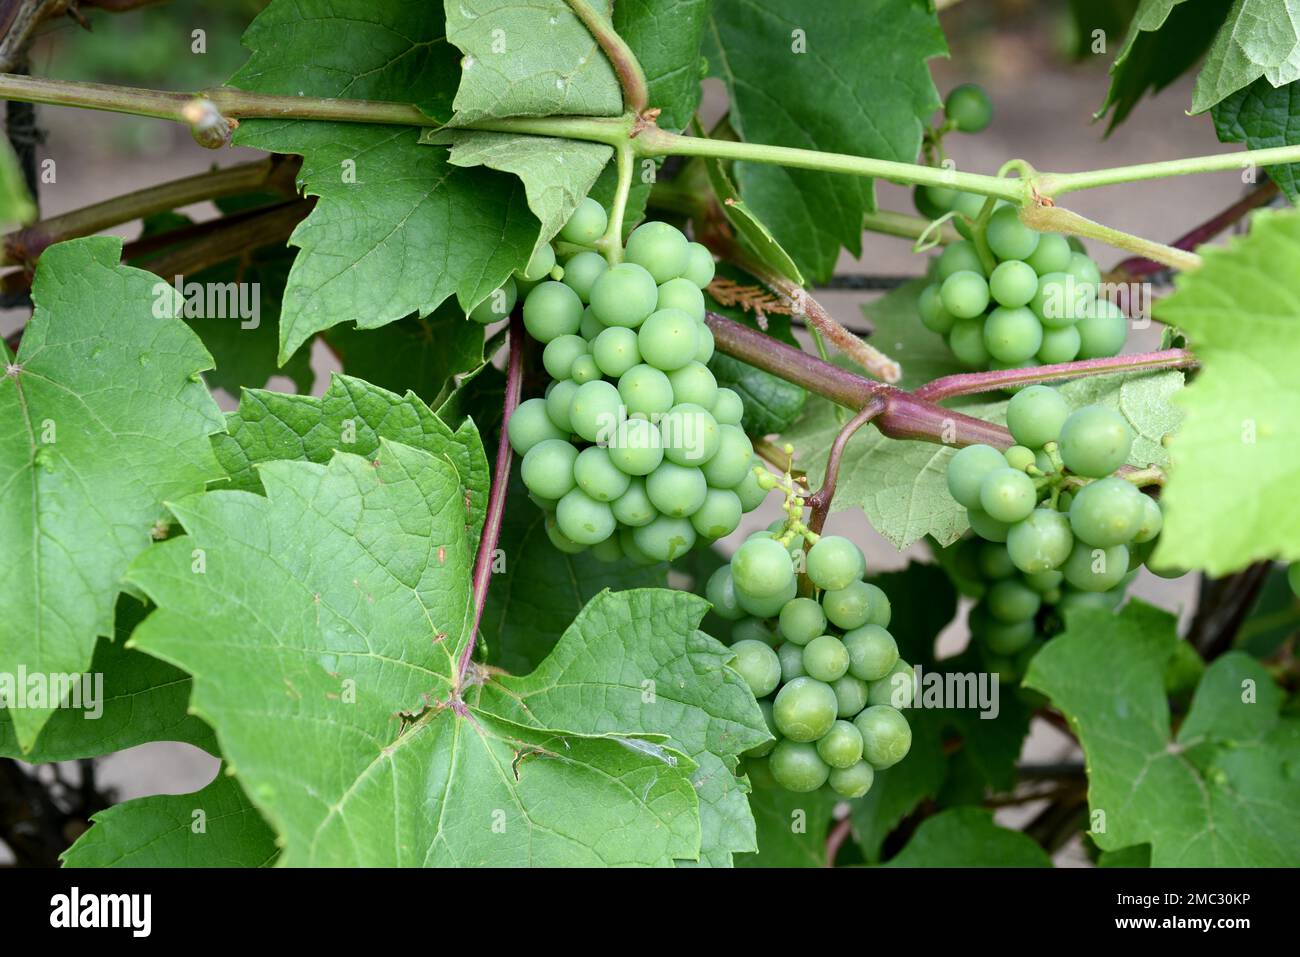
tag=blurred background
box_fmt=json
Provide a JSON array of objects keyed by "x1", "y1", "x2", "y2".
[{"x1": 1, "y1": 0, "x2": 1253, "y2": 865}]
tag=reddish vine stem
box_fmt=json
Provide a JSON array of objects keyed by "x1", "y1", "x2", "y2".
[
  {"x1": 825, "y1": 815, "x2": 854, "y2": 866},
  {"x1": 457, "y1": 313, "x2": 524, "y2": 694},
  {"x1": 915, "y1": 348, "x2": 1198, "y2": 402},
  {"x1": 806, "y1": 396, "x2": 886, "y2": 534}
]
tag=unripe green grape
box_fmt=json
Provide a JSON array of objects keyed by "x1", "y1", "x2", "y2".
[
  {"x1": 940, "y1": 270, "x2": 991, "y2": 319},
  {"x1": 867, "y1": 661, "x2": 915, "y2": 709},
  {"x1": 523, "y1": 280, "x2": 583, "y2": 342},
  {"x1": 562, "y1": 250, "x2": 608, "y2": 303},
  {"x1": 574, "y1": 445, "x2": 632, "y2": 503},
  {"x1": 949, "y1": 317, "x2": 991, "y2": 368},
  {"x1": 1062, "y1": 541, "x2": 1130, "y2": 592},
  {"x1": 936, "y1": 240, "x2": 985, "y2": 281},
  {"x1": 772, "y1": 676, "x2": 838, "y2": 742},
  {"x1": 683, "y1": 242, "x2": 715, "y2": 289},
  {"x1": 591, "y1": 325, "x2": 641, "y2": 378},
  {"x1": 739, "y1": 575, "x2": 799, "y2": 621},
  {"x1": 986, "y1": 205, "x2": 1040, "y2": 261},
  {"x1": 977, "y1": 541, "x2": 1017, "y2": 579},
  {"x1": 734, "y1": 461, "x2": 771, "y2": 512},
  {"x1": 518, "y1": 243, "x2": 556, "y2": 282},
  {"x1": 730, "y1": 639, "x2": 782, "y2": 698},
  {"x1": 1023, "y1": 233, "x2": 1072, "y2": 275},
  {"x1": 806, "y1": 535, "x2": 866, "y2": 591},
  {"x1": 733, "y1": 617, "x2": 778, "y2": 646},
  {"x1": 590, "y1": 262, "x2": 659, "y2": 328},
  {"x1": 831, "y1": 675, "x2": 870, "y2": 718},
  {"x1": 625, "y1": 220, "x2": 689, "y2": 283},
  {"x1": 778, "y1": 641, "x2": 806, "y2": 682},
  {"x1": 919, "y1": 283, "x2": 957, "y2": 335},
  {"x1": 579, "y1": 305, "x2": 605, "y2": 340},
  {"x1": 521, "y1": 439, "x2": 577, "y2": 500},
  {"x1": 913, "y1": 183, "x2": 957, "y2": 219},
  {"x1": 556, "y1": 488, "x2": 616, "y2": 545},
  {"x1": 1006, "y1": 508, "x2": 1074, "y2": 573},
  {"x1": 637, "y1": 307, "x2": 698, "y2": 371},
  {"x1": 829, "y1": 761, "x2": 876, "y2": 798},
  {"x1": 843, "y1": 624, "x2": 898, "y2": 682},
  {"x1": 645, "y1": 460, "x2": 708, "y2": 518},
  {"x1": 1068, "y1": 476, "x2": 1144, "y2": 547},
  {"x1": 821, "y1": 580, "x2": 872, "y2": 630},
  {"x1": 945, "y1": 82, "x2": 993, "y2": 133},
  {"x1": 989, "y1": 260, "x2": 1038, "y2": 308},
  {"x1": 606, "y1": 417, "x2": 664, "y2": 477},
  {"x1": 700, "y1": 424, "x2": 753, "y2": 489},
  {"x1": 978, "y1": 467, "x2": 1037, "y2": 523},
  {"x1": 1006, "y1": 385, "x2": 1070, "y2": 449},
  {"x1": 855, "y1": 705, "x2": 912, "y2": 769},
  {"x1": 778, "y1": 596, "x2": 826, "y2": 646},
  {"x1": 967, "y1": 507, "x2": 1011, "y2": 542},
  {"x1": 986, "y1": 577, "x2": 1042, "y2": 623},
  {"x1": 711, "y1": 388, "x2": 744, "y2": 426},
  {"x1": 632, "y1": 513, "x2": 696, "y2": 561},
  {"x1": 691, "y1": 487, "x2": 742, "y2": 538},
  {"x1": 982, "y1": 615, "x2": 1036, "y2": 655},
  {"x1": 590, "y1": 534, "x2": 623, "y2": 563},
  {"x1": 982, "y1": 305, "x2": 1043, "y2": 363},
  {"x1": 1133, "y1": 495, "x2": 1163, "y2": 544},
  {"x1": 803, "y1": 634, "x2": 850, "y2": 682},
  {"x1": 1004, "y1": 445, "x2": 1036, "y2": 472},
  {"x1": 1030, "y1": 272, "x2": 1083, "y2": 328},
  {"x1": 545, "y1": 514, "x2": 586, "y2": 554},
  {"x1": 660, "y1": 402, "x2": 720, "y2": 466},
  {"x1": 559, "y1": 197, "x2": 608, "y2": 245},
  {"x1": 816, "y1": 720, "x2": 864, "y2": 769},
  {"x1": 1065, "y1": 251, "x2": 1102, "y2": 287},
  {"x1": 694, "y1": 323, "x2": 715, "y2": 363},
  {"x1": 529, "y1": 492, "x2": 557, "y2": 514},
  {"x1": 656, "y1": 277, "x2": 706, "y2": 321},
  {"x1": 1059, "y1": 405, "x2": 1132, "y2": 477},
  {"x1": 1076, "y1": 299, "x2": 1128, "y2": 359},
  {"x1": 507, "y1": 397, "x2": 565, "y2": 456},
  {"x1": 619, "y1": 525, "x2": 658, "y2": 565},
  {"x1": 542, "y1": 334, "x2": 588, "y2": 380},
  {"x1": 947, "y1": 443, "x2": 1008, "y2": 509},
  {"x1": 468, "y1": 278, "x2": 518, "y2": 324},
  {"x1": 1024, "y1": 568, "x2": 1064, "y2": 593},
  {"x1": 618, "y1": 363, "x2": 674, "y2": 417},
  {"x1": 569, "y1": 354, "x2": 600, "y2": 384},
  {"x1": 545, "y1": 378, "x2": 579, "y2": 433},
  {"x1": 667, "y1": 361, "x2": 717, "y2": 408},
  {"x1": 705, "y1": 565, "x2": 746, "y2": 621},
  {"x1": 950, "y1": 191, "x2": 987, "y2": 236},
  {"x1": 859, "y1": 583, "x2": 891, "y2": 627},
  {"x1": 568, "y1": 379, "x2": 623, "y2": 443},
  {"x1": 768, "y1": 740, "x2": 830, "y2": 792},
  {"x1": 1036, "y1": 324, "x2": 1081, "y2": 364},
  {"x1": 731, "y1": 536, "x2": 796, "y2": 599}
]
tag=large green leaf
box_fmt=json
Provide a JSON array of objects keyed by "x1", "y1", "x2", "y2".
[
  {"x1": 1025, "y1": 601, "x2": 1300, "y2": 867},
  {"x1": 881, "y1": 807, "x2": 1052, "y2": 867},
  {"x1": 1192, "y1": 0, "x2": 1300, "y2": 114},
  {"x1": 476, "y1": 588, "x2": 769, "y2": 867},
  {"x1": 705, "y1": 0, "x2": 945, "y2": 282},
  {"x1": 227, "y1": 0, "x2": 537, "y2": 362},
  {"x1": 63, "y1": 772, "x2": 278, "y2": 868},
  {"x1": 736, "y1": 775, "x2": 838, "y2": 867},
  {"x1": 1212, "y1": 78, "x2": 1300, "y2": 202},
  {"x1": 125, "y1": 444, "x2": 700, "y2": 865},
  {"x1": 1153, "y1": 210, "x2": 1300, "y2": 573},
  {"x1": 615, "y1": 0, "x2": 709, "y2": 131},
  {"x1": 0, "y1": 237, "x2": 224, "y2": 749}
]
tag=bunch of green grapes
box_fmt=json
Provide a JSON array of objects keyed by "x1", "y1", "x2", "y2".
[
  {"x1": 944, "y1": 386, "x2": 1166, "y2": 662},
  {"x1": 707, "y1": 523, "x2": 913, "y2": 799},
  {"x1": 486, "y1": 200, "x2": 771, "y2": 562}
]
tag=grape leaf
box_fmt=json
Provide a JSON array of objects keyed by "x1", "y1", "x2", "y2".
[
  {"x1": 736, "y1": 776, "x2": 837, "y2": 867},
  {"x1": 422, "y1": 129, "x2": 613, "y2": 254},
  {"x1": 0, "y1": 595, "x2": 213, "y2": 762},
  {"x1": 227, "y1": 0, "x2": 537, "y2": 362},
  {"x1": 63, "y1": 772, "x2": 278, "y2": 868},
  {"x1": 0, "y1": 134, "x2": 34, "y2": 227},
  {"x1": 1024, "y1": 601, "x2": 1300, "y2": 867},
  {"x1": 1213, "y1": 78, "x2": 1300, "y2": 203},
  {"x1": 1097, "y1": 843, "x2": 1152, "y2": 867},
  {"x1": 481, "y1": 476, "x2": 666, "y2": 675},
  {"x1": 1152, "y1": 210, "x2": 1300, "y2": 573},
  {"x1": 881, "y1": 807, "x2": 1052, "y2": 867},
  {"x1": 614, "y1": 0, "x2": 708, "y2": 132},
  {"x1": 704, "y1": 0, "x2": 946, "y2": 282},
  {"x1": 125, "y1": 444, "x2": 700, "y2": 865},
  {"x1": 443, "y1": 0, "x2": 622, "y2": 125},
  {"x1": 0, "y1": 237, "x2": 224, "y2": 750},
  {"x1": 213, "y1": 373, "x2": 489, "y2": 541},
  {"x1": 1191, "y1": 0, "x2": 1300, "y2": 114},
  {"x1": 476, "y1": 588, "x2": 769, "y2": 867},
  {"x1": 701, "y1": 148, "x2": 805, "y2": 284}
]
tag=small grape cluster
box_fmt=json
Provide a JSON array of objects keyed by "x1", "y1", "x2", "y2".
[
  {"x1": 705, "y1": 470, "x2": 913, "y2": 798},
  {"x1": 945, "y1": 386, "x2": 1164, "y2": 660},
  {"x1": 492, "y1": 201, "x2": 771, "y2": 562}
]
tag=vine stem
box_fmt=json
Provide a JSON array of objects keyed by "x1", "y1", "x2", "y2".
[
  {"x1": 564, "y1": 0, "x2": 648, "y2": 114},
  {"x1": 1035, "y1": 145, "x2": 1300, "y2": 197},
  {"x1": 915, "y1": 348, "x2": 1198, "y2": 401},
  {"x1": 457, "y1": 313, "x2": 524, "y2": 693},
  {"x1": 825, "y1": 815, "x2": 853, "y2": 866},
  {"x1": 597, "y1": 142, "x2": 635, "y2": 262},
  {"x1": 1020, "y1": 204, "x2": 1202, "y2": 272},
  {"x1": 806, "y1": 397, "x2": 886, "y2": 534}
]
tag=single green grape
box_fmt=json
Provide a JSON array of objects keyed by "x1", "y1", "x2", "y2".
[
  {"x1": 730, "y1": 639, "x2": 782, "y2": 698},
  {"x1": 683, "y1": 243, "x2": 715, "y2": 289},
  {"x1": 936, "y1": 240, "x2": 986, "y2": 281},
  {"x1": 573, "y1": 446, "x2": 631, "y2": 502},
  {"x1": 624, "y1": 221, "x2": 689, "y2": 283},
  {"x1": 1059, "y1": 405, "x2": 1132, "y2": 478},
  {"x1": 978, "y1": 467, "x2": 1038, "y2": 523},
  {"x1": 700, "y1": 425, "x2": 754, "y2": 489},
  {"x1": 868, "y1": 660, "x2": 915, "y2": 709},
  {"x1": 632, "y1": 514, "x2": 696, "y2": 561},
  {"x1": 821, "y1": 581, "x2": 872, "y2": 630},
  {"x1": 1023, "y1": 568, "x2": 1064, "y2": 593},
  {"x1": 690, "y1": 488, "x2": 742, "y2": 538},
  {"x1": 506, "y1": 397, "x2": 566, "y2": 456},
  {"x1": 816, "y1": 720, "x2": 864, "y2": 769},
  {"x1": 589, "y1": 262, "x2": 659, "y2": 328},
  {"x1": 562, "y1": 250, "x2": 608, "y2": 303},
  {"x1": 656, "y1": 277, "x2": 706, "y2": 322},
  {"x1": 982, "y1": 615, "x2": 1036, "y2": 655},
  {"x1": 1004, "y1": 445, "x2": 1036, "y2": 472},
  {"x1": 646, "y1": 460, "x2": 708, "y2": 518},
  {"x1": 544, "y1": 378, "x2": 579, "y2": 433},
  {"x1": 913, "y1": 183, "x2": 958, "y2": 219},
  {"x1": 733, "y1": 617, "x2": 778, "y2": 646},
  {"x1": 590, "y1": 534, "x2": 623, "y2": 563},
  {"x1": 977, "y1": 541, "x2": 1017, "y2": 579},
  {"x1": 556, "y1": 488, "x2": 616, "y2": 545},
  {"x1": 1133, "y1": 495, "x2": 1163, "y2": 544},
  {"x1": 579, "y1": 305, "x2": 604, "y2": 340},
  {"x1": 986, "y1": 205, "x2": 1040, "y2": 261},
  {"x1": 666, "y1": 361, "x2": 718, "y2": 408},
  {"x1": 711, "y1": 388, "x2": 744, "y2": 427},
  {"x1": 1065, "y1": 251, "x2": 1102, "y2": 287},
  {"x1": 619, "y1": 525, "x2": 658, "y2": 565},
  {"x1": 967, "y1": 507, "x2": 1011, "y2": 543},
  {"x1": 734, "y1": 461, "x2": 771, "y2": 512},
  {"x1": 772, "y1": 676, "x2": 838, "y2": 742},
  {"x1": 988, "y1": 260, "x2": 1038, "y2": 308},
  {"x1": 468, "y1": 278, "x2": 518, "y2": 324},
  {"x1": 768, "y1": 739, "x2": 831, "y2": 792},
  {"x1": 940, "y1": 270, "x2": 991, "y2": 320},
  {"x1": 919, "y1": 283, "x2": 957, "y2": 335},
  {"x1": 518, "y1": 244, "x2": 557, "y2": 282},
  {"x1": 778, "y1": 641, "x2": 807, "y2": 682},
  {"x1": 828, "y1": 761, "x2": 876, "y2": 798},
  {"x1": 802, "y1": 634, "x2": 850, "y2": 682},
  {"x1": 855, "y1": 705, "x2": 912, "y2": 769},
  {"x1": 638, "y1": 308, "x2": 699, "y2": 371},
  {"x1": 1036, "y1": 324, "x2": 1082, "y2": 364},
  {"x1": 705, "y1": 565, "x2": 746, "y2": 621},
  {"x1": 843, "y1": 624, "x2": 898, "y2": 682},
  {"x1": 559, "y1": 197, "x2": 608, "y2": 245},
  {"x1": 778, "y1": 596, "x2": 827, "y2": 646},
  {"x1": 522, "y1": 280, "x2": 583, "y2": 343},
  {"x1": 859, "y1": 583, "x2": 891, "y2": 627},
  {"x1": 986, "y1": 577, "x2": 1042, "y2": 622},
  {"x1": 950, "y1": 191, "x2": 988, "y2": 236},
  {"x1": 945, "y1": 82, "x2": 993, "y2": 133},
  {"x1": 521, "y1": 439, "x2": 578, "y2": 500},
  {"x1": 618, "y1": 363, "x2": 675, "y2": 417},
  {"x1": 948, "y1": 317, "x2": 992, "y2": 368},
  {"x1": 947, "y1": 443, "x2": 1008, "y2": 510},
  {"x1": 1030, "y1": 272, "x2": 1083, "y2": 328},
  {"x1": 568, "y1": 379, "x2": 623, "y2": 444},
  {"x1": 731, "y1": 535, "x2": 796, "y2": 600},
  {"x1": 606, "y1": 417, "x2": 664, "y2": 477},
  {"x1": 831, "y1": 675, "x2": 870, "y2": 718},
  {"x1": 610, "y1": 477, "x2": 655, "y2": 527},
  {"x1": 569, "y1": 353, "x2": 600, "y2": 384},
  {"x1": 660, "y1": 403, "x2": 720, "y2": 467},
  {"x1": 1023, "y1": 233, "x2": 1072, "y2": 275},
  {"x1": 545, "y1": 514, "x2": 586, "y2": 554},
  {"x1": 1006, "y1": 385, "x2": 1070, "y2": 449},
  {"x1": 694, "y1": 323, "x2": 716, "y2": 365},
  {"x1": 1068, "y1": 476, "x2": 1145, "y2": 547},
  {"x1": 1062, "y1": 541, "x2": 1130, "y2": 592},
  {"x1": 982, "y1": 305, "x2": 1043, "y2": 364},
  {"x1": 805, "y1": 535, "x2": 866, "y2": 591},
  {"x1": 591, "y1": 326, "x2": 642, "y2": 378},
  {"x1": 542, "y1": 334, "x2": 589, "y2": 381},
  {"x1": 1006, "y1": 508, "x2": 1074, "y2": 574},
  {"x1": 1076, "y1": 299, "x2": 1128, "y2": 359}
]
